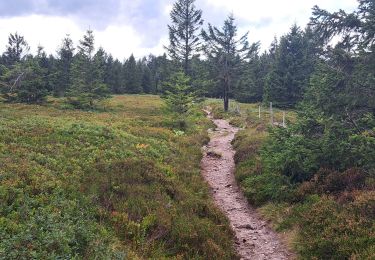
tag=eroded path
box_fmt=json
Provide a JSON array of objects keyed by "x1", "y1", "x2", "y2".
[{"x1": 201, "y1": 109, "x2": 292, "y2": 260}]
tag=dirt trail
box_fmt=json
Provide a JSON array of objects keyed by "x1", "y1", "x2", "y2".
[{"x1": 201, "y1": 108, "x2": 292, "y2": 260}]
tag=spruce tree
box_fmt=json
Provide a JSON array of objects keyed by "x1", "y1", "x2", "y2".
[
  {"x1": 1, "y1": 58, "x2": 48, "y2": 103},
  {"x1": 162, "y1": 72, "x2": 196, "y2": 129},
  {"x1": 190, "y1": 56, "x2": 214, "y2": 98},
  {"x1": 167, "y1": 0, "x2": 203, "y2": 75},
  {"x1": 235, "y1": 44, "x2": 263, "y2": 103},
  {"x1": 35, "y1": 45, "x2": 51, "y2": 92},
  {"x1": 0, "y1": 34, "x2": 47, "y2": 103},
  {"x1": 111, "y1": 59, "x2": 124, "y2": 94},
  {"x1": 141, "y1": 64, "x2": 153, "y2": 94},
  {"x1": 55, "y1": 35, "x2": 75, "y2": 96},
  {"x1": 264, "y1": 25, "x2": 317, "y2": 108},
  {"x1": 69, "y1": 30, "x2": 109, "y2": 108},
  {"x1": 123, "y1": 54, "x2": 142, "y2": 94},
  {"x1": 3, "y1": 33, "x2": 29, "y2": 66},
  {"x1": 202, "y1": 15, "x2": 253, "y2": 111},
  {"x1": 146, "y1": 54, "x2": 174, "y2": 94},
  {"x1": 309, "y1": 0, "x2": 375, "y2": 125},
  {"x1": 104, "y1": 55, "x2": 124, "y2": 94},
  {"x1": 70, "y1": 30, "x2": 94, "y2": 97},
  {"x1": 92, "y1": 47, "x2": 107, "y2": 89}
]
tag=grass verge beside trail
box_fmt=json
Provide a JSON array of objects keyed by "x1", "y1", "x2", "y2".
[
  {"x1": 0, "y1": 95, "x2": 237, "y2": 259},
  {"x1": 209, "y1": 99, "x2": 375, "y2": 260}
]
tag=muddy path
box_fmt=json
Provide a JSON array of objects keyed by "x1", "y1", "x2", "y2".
[{"x1": 201, "y1": 108, "x2": 293, "y2": 260}]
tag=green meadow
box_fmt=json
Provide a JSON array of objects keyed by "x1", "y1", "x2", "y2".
[{"x1": 0, "y1": 95, "x2": 237, "y2": 259}]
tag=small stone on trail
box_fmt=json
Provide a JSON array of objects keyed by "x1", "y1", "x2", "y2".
[
  {"x1": 242, "y1": 239, "x2": 247, "y2": 243},
  {"x1": 225, "y1": 184, "x2": 232, "y2": 188},
  {"x1": 238, "y1": 224, "x2": 255, "y2": 230}
]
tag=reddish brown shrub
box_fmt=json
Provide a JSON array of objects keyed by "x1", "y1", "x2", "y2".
[{"x1": 297, "y1": 168, "x2": 367, "y2": 199}]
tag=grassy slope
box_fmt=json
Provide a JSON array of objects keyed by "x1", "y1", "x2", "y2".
[
  {"x1": 209, "y1": 99, "x2": 375, "y2": 259},
  {"x1": 0, "y1": 95, "x2": 237, "y2": 259}
]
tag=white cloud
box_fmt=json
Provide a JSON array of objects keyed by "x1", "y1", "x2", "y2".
[
  {"x1": 0, "y1": 14, "x2": 167, "y2": 60},
  {"x1": 202, "y1": 0, "x2": 358, "y2": 50},
  {"x1": 0, "y1": 15, "x2": 82, "y2": 56},
  {"x1": 96, "y1": 25, "x2": 169, "y2": 59},
  {"x1": 0, "y1": 1, "x2": 359, "y2": 58}
]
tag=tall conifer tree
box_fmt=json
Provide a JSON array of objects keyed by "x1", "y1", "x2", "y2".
[
  {"x1": 202, "y1": 15, "x2": 253, "y2": 111},
  {"x1": 3, "y1": 33, "x2": 29, "y2": 66},
  {"x1": 167, "y1": 0, "x2": 203, "y2": 75},
  {"x1": 123, "y1": 54, "x2": 142, "y2": 94},
  {"x1": 55, "y1": 35, "x2": 75, "y2": 96},
  {"x1": 69, "y1": 30, "x2": 108, "y2": 108},
  {"x1": 264, "y1": 25, "x2": 317, "y2": 108}
]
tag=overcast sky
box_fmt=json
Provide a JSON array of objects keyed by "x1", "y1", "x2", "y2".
[{"x1": 0, "y1": 0, "x2": 358, "y2": 60}]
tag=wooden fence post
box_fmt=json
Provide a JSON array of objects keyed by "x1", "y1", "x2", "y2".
[{"x1": 259, "y1": 105, "x2": 261, "y2": 119}]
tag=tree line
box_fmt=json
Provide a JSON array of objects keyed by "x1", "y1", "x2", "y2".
[
  {"x1": 0, "y1": 31, "x2": 179, "y2": 108},
  {"x1": 0, "y1": 0, "x2": 374, "y2": 116}
]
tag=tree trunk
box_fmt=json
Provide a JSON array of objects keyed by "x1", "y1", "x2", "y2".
[
  {"x1": 223, "y1": 79, "x2": 229, "y2": 111},
  {"x1": 184, "y1": 56, "x2": 189, "y2": 76},
  {"x1": 224, "y1": 94, "x2": 229, "y2": 111},
  {"x1": 184, "y1": 2, "x2": 190, "y2": 76}
]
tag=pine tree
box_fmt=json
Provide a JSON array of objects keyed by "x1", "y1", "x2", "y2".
[
  {"x1": 167, "y1": 0, "x2": 203, "y2": 75},
  {"x1": 202, "y1": 15, "x2": 253, "y2": 111}
]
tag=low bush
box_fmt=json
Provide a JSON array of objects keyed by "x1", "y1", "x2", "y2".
[
  {"x1": 0, "y1": 95, "x2": 237, "y2": 259},
  {"x1": 297, "y1": 168, "x2": 367, "y2": 199},
  {"x1": 232, "y1": 124, "x2": 295, "y2": 206},
  {"x1": 296, "y1": 193, "x2": 375, "y2": 259}
]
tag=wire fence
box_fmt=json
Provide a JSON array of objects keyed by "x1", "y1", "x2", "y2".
[{"x1": 228, "y1": 101, "x2": 295, "y2": 128}]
